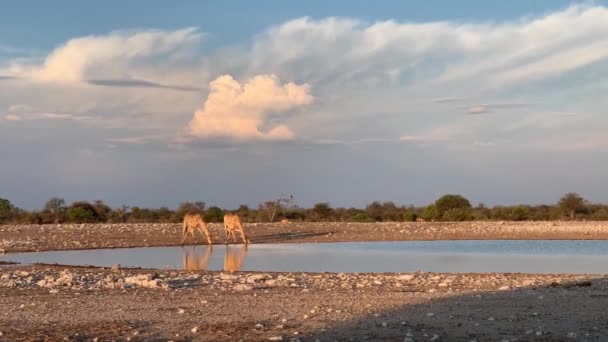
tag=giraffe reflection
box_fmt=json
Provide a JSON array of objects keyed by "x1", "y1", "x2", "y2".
[
  {"x1": 182, "y1": 245, "x2": 213, "y2": 271},
  {"x1": 223, "y1": 245, "x2": 248, "y2": 272},
  {"x1": 181, "y1": 245, "x2": 248, "y2": 271}
]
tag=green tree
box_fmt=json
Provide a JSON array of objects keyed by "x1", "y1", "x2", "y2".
[
  {"x1": 205, "y1": 206, "x2": 224, "y2": 222},
  {"x1": 66, "y1": 201, "x2": 101, "y2": 223},
  {"x1": 558, "y1": 193, "x2": 587, "y2": 220},
  {"x1": 442, "y1": 208, "x2": 470, "y2": 221},
  {"x1": 509, "y1": 205, "x2": 530, "y2": 221},
  {"x1": 93, "y1": 200, "x2": 112, "y2": 222},
  {"x1": 0, "y1": 198, "x2": 13, "y2": 223},
  {"x1": 44, "y1": 197, "x2": 66, "y2": 223},
  {"x1": 421, "y1": 204, "x2": 439, "y2": 221},
  {"x1": 435, "y1": 194, "x2": 472, "y2": 217}
]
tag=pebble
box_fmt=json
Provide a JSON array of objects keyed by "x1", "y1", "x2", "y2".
[
  {"x1": 268, "y1": 336, "x2": 283, "y2": 341},
  {"x1": 567, "y1": 332, "x2": 577, "y2": 339},
  {"x1": 178, "y1": 309, "x2": 185, "y2": 314},
  {"x1": 191, "y1": 327, "x2": 198, "y2": 333}
]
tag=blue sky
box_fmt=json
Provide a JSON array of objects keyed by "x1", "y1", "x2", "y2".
[{"x1": 2, "y1": 1, "x2": 608, "y2": 209}]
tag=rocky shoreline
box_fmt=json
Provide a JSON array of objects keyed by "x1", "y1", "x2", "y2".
[
  {"x1": 2, "y1": 264, "x2": 607, "y2": 341},
  {"x1": 2, "y1": 221, "x2": 608, "y2": 253}
]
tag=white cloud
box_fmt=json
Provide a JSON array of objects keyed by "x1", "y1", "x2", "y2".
[
  {"x1": 7, "y1": 28, "x2": 202, "y2": 84},
  {"x1": 186, "y1": 74, "x2": 313, "y2": 141},
  {"x1": 2, "y1": 104, "x2": 90, "y2": 122},
  {"x1": 2, "y1": 5, "x2": 608, "y2": 151},
  {"x1": 248, "y1": 5, "x2": 608, "y2": 92}
]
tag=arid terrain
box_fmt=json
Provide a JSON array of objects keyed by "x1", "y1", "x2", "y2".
[
  {"x1": 2, "y1": 221, "x2": 608, "y2": 341},
  {"x1": 2, "y1": 221, "x2": 608, "y2": 253},
  {"x1": 1, "y1": 264, "x2": 607, "y2": 342}
]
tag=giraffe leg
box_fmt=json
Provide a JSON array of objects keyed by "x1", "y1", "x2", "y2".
[
  {"x1": 181, "y1": 228, "x2": 189, "y2": 244},
  {"x1": 189, "y1": 229, "x2": 197, "y2": 244},
  {"x1": 181, "y1": 222, "x2": 188, "y2": 244},
  {"x1": 238, "y1": 227, "x2": 250, "y2": 245},
  {"x1": 230, "y1": 229, "x2": 237, "y2": 243},
  {"x1": 200, "y1": 226, "x2": 212, "y2": 245}
]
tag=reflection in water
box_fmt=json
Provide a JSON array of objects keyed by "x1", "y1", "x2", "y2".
[
  {"x1": 224, "y1": 245, "x2": 248, "y2": 272},
  {"x1": 182, "y1": 245, "x2": 213, "y2": 271},
  {"x1": 8, "y1": 241, "x2": 608, "y2": 274},
  {"x1": 181, "y1": 245, "x2": 248, "y2": 271}
]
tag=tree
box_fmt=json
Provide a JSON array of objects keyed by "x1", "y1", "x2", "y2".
[
  {"x1": 93, "y1": 200, "x2": 112, "y2": 222},
  {"x1": 205, "y1": 206, "x2": 224, "y2": 222},
  {"x1": 365, "y1": 201, "x2": 384, "y2": 221},
  {"x1": 558, "y1": 192, "x2": 587, "y2": 220},
  {"x1": 421, "y1": 204, "x2": 439, "y2": 221},
  {"x1": 311, "y1": 202, "x2": 334, "y2": 221},
  {"x1": 44, "y1": 197, "x2": 66, "y2": 223},
  {"x1": 442, "y1": 208, "x2": 470, "y2": 221},
  {"x1": 66, "y1": 201, "x2": 101, "y2": 223},
  {"x1": 435, "y1": 194, "x2": 472, "y2": 217},
  {"x1": 260, "y1": 195, "x2": 294, "y2": 222},
  {"x1": 0, "y1": 197, "x2": 13, "y2": 222},
  {"x1": 174, "y1": 201, "x2": 206, "y2": 221},
  {"x1": 509, "y1": 205, "x2": 530, "y2": 221}
]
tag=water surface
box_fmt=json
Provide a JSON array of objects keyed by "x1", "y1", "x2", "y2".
[{"x1": 2, "y1": 240, "x2": 608, "y2": 274}]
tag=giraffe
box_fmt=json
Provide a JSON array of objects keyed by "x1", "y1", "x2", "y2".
[
  {"x1": 223, "y1": 213, "x2": 250, "y2": 244},
  {"x1": 181, "y1": 213, "x2": 212, "y2": 245}
]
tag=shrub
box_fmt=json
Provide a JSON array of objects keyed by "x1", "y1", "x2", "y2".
[
  {"x1": 351, "y1": 213, "x2": 372, "y2": 222},
  {"x1": 442, "y1": 208, "x2": 470, "y2": 221}
]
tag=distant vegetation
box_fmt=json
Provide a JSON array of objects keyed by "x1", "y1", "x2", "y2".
[{"x1": 0, "y1": 192, "x2": 605, "y2": 224}]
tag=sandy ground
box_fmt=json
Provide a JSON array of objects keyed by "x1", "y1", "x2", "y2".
[
  {"x1": 2, "y1": 222, "x2": 608, "y2": 341},
  {"x1": 2, "y1": 221, "x2": 608, "y2": 253},
  {"x1": 1, "y1": 264, "x2": 607, "y2": 342}
]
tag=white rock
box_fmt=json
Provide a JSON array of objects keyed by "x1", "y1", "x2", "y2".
[
  {"x1": 381, "y1": 322, "x2": 388, "y2": 327},
  {"x1": 268, "y1": 336, "x2": 283, "y2": 341},
  {"x1": 49, "y1": 289, "x2": 59, "y2": 294},
  {"x1": 430, "y1": 334, "x2": 439, "y2": 341},
  {"x1": 178, "y1": 309, "x2": 185, "y2": 314},
  {"x1": 191, "y1": 327, "x2": 198, "y2": 333},
  {"x1": 567, "y1": 332, "x2": 577, "y2": 339},
  {"x1": 498, "y1": 286, "x2": 510, "y2": 291},
  {"x1": 397, "y1": 274, "x2": 415, "y2": 281},
  {"x1": 233, "y1": 284, "x2": 253, "y2": 291}
]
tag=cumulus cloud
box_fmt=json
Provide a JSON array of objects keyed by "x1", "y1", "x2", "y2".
[{"x1": 187, "y1": 74, "x2": 313, "y2": 141}]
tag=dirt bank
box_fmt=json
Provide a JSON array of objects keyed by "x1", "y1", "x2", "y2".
[
  {"x1": 1, "y1": 264, "x2": 606, "y2": 341},
  {"x1": 2, "y1": 221, "x2": 608, "y2": 253}
]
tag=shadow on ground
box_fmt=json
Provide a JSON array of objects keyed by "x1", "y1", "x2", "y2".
[
  {"x1": 300, "y1": 276, "x2": 607, "y2": 341},
  {"x1": 251, "y1": 231, "x2": 336, "y2": 243}
]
